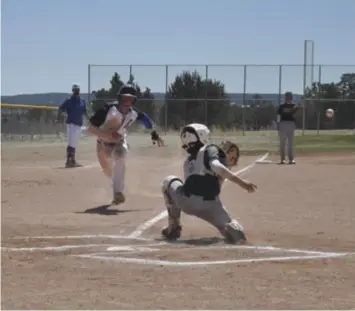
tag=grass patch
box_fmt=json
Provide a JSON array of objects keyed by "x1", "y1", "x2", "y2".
[
  {"x1": 210, "y1": 132, "x2": 355, "y2": 154},
  {"x1": 294, "y1": 134, "x2": 355, "y2": 153}
]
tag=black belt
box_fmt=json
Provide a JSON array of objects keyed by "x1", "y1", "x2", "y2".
[{"x1": 183, "y1": 186, "x2": 217, "y2": 201}]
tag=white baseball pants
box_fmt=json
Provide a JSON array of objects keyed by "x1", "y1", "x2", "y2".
[
  {"x1": 96, "y1": 140, "x2": 128, "y2": 194},
  {"x1": 67, "y1": 123, "x2": 81, "y2": 148}
]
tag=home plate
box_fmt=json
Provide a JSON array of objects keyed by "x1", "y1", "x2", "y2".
[
  {"x1": 106, "y1": 246, "x2": 157, "y2": 253},
  {"x1": 255, "y1": 159, "x2": 273, "y2": 164}
]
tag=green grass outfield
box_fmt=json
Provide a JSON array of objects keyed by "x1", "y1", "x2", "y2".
[{"x1": 208, "y1": 130, "x2": 355, "y2": 155}]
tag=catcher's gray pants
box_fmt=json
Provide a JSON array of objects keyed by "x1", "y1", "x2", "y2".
[
  {"x1": 164, "y1": 179, "x2": 237, "y2": 235},
  {"x1": 279, "y1": 121, "x2": 295, "y2": 161}
]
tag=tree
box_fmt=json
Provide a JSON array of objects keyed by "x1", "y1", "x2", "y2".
[
  {"x1": 159, "y1": 71, "x2": 231, "y2": 130},
  {"x1": 304, "y1": 72, "x2": 355, "y2": 129},
  {"x1": 91, "y1": 72, "x2": 155, "y2": 118},
  {"x1": 337, "y1": 73, "x2": 355, "y2": 98}
]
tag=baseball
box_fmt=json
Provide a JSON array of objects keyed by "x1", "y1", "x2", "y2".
[{"x1": 326, "y1": 108, "x2": 334, "y2": 119}]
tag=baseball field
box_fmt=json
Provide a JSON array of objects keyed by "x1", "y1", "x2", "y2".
[{"x1": 1, "y1": 131, "x2": 355, "y2": 309}]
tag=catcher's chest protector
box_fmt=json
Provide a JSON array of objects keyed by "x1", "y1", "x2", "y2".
[
  {"x1": 183, "y1": 145, "x2": 222, "y2": 198},
  {"x1": 102, "y1": 105, "x2": 138, "y2": 137},
  {"x1": 184, "y1": 145, "x2": 217, "y2": 178}
]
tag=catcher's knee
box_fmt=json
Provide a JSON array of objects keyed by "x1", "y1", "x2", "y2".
[
  {"x1": 162, "y1": 175, "x2": 182, "y2": 205},
  {"x1": 162, "y1": 175, "x2": 183, "y2": 193}
]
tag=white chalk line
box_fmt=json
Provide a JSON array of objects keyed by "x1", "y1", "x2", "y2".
[
  {"x1": 127, "y1": 152, "x2": 269, "y2": 239},
  {"x1": 73, "y1": 252, "x2": 350, "y2": 267},
  {"x1": 6, "y1": 233, "x2": 354, "y2": 268},
  {"x1": 106, "y1": 242, "x2": 165, "y2": 252},
  {"x1": 106, "y1": 243, "x2": 352, "y2": 257},
  {"x1": 9, "y1": 234, "x2": 152, "y2": 241},
  {"x1": 1, "y1": 244, "x2": 116, "y2": 252},
  {"x1": 1, "y1": 242, "x2": 165, "y2": 253},
  {"x1": 6, "y1": 235, "x2": 351, "y2": 258}
]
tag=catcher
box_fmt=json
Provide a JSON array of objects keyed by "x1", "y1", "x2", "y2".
[
  {"x1": 151, "y1": 130, "x2": 164, "y2": 147},
  {"x1": 161, "y1": 123, "x2": 257, "y2": 244},
  {"x1": 88, "y1": 84, "x2": 159, "y2": 205}
]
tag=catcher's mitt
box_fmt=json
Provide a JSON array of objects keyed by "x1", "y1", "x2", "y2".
[{"x1": 219, "y1": 140, "x2": 240, "y2": 168}]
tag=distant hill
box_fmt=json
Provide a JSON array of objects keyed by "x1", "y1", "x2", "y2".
[{"x1": 1, "y1": 92, "x2": 302, "y2": 106}]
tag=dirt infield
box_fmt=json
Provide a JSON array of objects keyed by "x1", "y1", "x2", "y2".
[{"x1": 1, "y1": 137, "x2": 355, "y2": 309}]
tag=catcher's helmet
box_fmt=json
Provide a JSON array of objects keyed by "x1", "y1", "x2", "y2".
[{"x1": 180, "y1": 123, "x2": 211, "y2": 152}]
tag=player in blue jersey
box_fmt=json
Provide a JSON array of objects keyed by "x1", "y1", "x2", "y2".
[{"x1": 57, "y1": 84, "x2": 88, "y2": 168}]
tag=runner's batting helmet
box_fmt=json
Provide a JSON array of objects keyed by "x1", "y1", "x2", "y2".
[{"x1": 117, "y1": 84, "x2": 137, "y2": 102}]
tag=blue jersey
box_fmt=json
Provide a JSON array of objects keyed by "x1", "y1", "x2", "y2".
[{"x1": 59, "y1": 96, "x2": 86, "y2": 126}]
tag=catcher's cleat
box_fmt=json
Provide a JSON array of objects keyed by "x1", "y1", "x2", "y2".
[
  {"x1": 111, "y1": 192, "x2": 126, "y2": 205},
  {"x1": 223, "y1": 221, "x2": 247, "y2": 244},
  {"x1": 161, "y1": 225, "x2": 182, "y2": 241},
  {"x1": 224, "y1": 229, "x2": 246, "y2": 244}
]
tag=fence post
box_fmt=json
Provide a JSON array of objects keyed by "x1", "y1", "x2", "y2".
[
  {"x1": 88, "y1": 64, "x2": 91, "y2": 103},
  {"x1": 205, "y1": 65, "x2": 208, "y2": 125},
  {"x1": 317, "y1": 65, "x2": 322, "y2": 135},
  {"x1": 129, "y1": 65, "x2": 133, "y2": 82},
  {"x1": 164, "y1": 65, "x2": 169, "y2": 133},
  {"x1": 316, "y1": 111, "x2": 320, "y2": 135},
  {"x1": 242, "y1": 65, "x2": 247, "y2": 136},
  {"x1": 278, "y1": 65, "x2": 282, "y2": 105}
]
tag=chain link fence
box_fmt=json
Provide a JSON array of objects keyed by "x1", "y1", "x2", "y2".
[
  {"x1": 88, "y1": 64, "x2": 355, "y2": 134},
  {"x1": 1, "y1": 104, "x2": 67, "y2": 141},
  {"x1": 2, "y1": 64, "x2": 354, "y2": 142}
]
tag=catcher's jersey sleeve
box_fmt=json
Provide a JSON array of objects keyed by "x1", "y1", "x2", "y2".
[
  {"x1": 203, "y1": 144, "x2": 227, "y2": 170},
  {"x1": 89, "y1": 105, "x2": 110, "y2": 127}
]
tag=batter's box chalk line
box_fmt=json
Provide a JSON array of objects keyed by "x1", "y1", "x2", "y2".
[
  {"x1": 75, "y1": 240, "x2": 355, "y2": 267},
  {"x1": 3, "y1": 235, "x2": 354, "y2": 267}
]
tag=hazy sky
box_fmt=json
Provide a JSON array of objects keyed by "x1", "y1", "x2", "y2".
[{"x1": 1, "y1": 0, "x2": 355, "y2": 95}]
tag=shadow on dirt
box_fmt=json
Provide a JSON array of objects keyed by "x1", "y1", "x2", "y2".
[{"x1": 74, "y1": 205, "x2": 142, "y2": 216}]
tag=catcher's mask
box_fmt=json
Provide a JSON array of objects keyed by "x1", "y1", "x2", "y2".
[
  {"x1": 219, "y1": 140, "x2": 240, "y2": 168},
  {"x1": 180, "y1": 123, "x2": 210, "y2": 154}
]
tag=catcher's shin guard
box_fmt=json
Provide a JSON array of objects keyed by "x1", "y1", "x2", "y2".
[
  {"x1": 223, "y1": 219, "x2": 246, "y2": 244},
  {"x1": 161, "y1": 175, "x2": 183, "y2": 240}
]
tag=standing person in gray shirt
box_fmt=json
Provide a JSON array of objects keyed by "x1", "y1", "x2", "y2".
[{"x1": 277, "y1": 92, "x2": 300, "y2": 164}]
